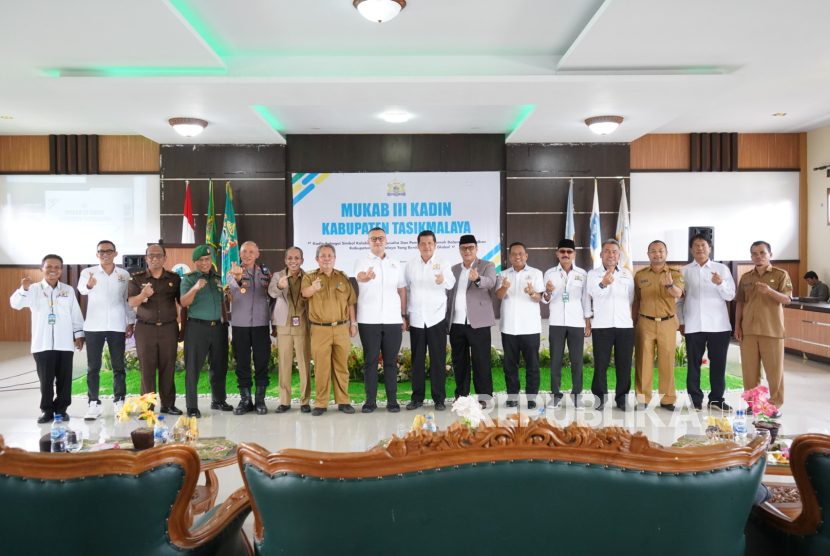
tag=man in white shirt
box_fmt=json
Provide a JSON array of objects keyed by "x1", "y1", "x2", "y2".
[
  {"x1": 10, "y1": 254, "x2": 85, "y2": 423},
  {"x1": 78, "y1": 240, "x2": 135, "y2": 420},
  {"x1": 354, "y1": 227, "x2": 407, "y2": 413},
  {"x1": 541, "y1": 239, "x2": 592, "y2": 409},
  {"x1": 587, "y1": 240, "x2": 635, "y2": 411},
  {"x1": 677, "y1": 234, "x2": 736, "y2": 412},
  {"x1": 496, "y1": 242, "x2": 544, "y2": 409},
  {"x1": 403, "y1": 230, "x2": 456, "y2": 411}
]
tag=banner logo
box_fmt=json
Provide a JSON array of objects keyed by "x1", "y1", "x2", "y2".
[{"x1": 387, "y1": 179, "x2": 406, "y2": 197}]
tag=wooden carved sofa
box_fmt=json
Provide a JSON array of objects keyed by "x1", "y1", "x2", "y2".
[
  {"x1": 0, "y1": 435, "x2": 252, "y2": 556},
  {"x1": 238, "y1": 417, "x2": 768, "y2": 556}
]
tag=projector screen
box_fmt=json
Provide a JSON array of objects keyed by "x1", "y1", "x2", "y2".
[
  {"x1": 0, "y1": 175, "x2": 160, "y2": 265},
  {"x1": 630, "y1": 172, "x2": 799, "y2": 261}
]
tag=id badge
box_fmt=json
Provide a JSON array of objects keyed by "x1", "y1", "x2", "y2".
[
  {"x1": 292, "y1": 317, "x2": 300, "y2": 327},
  {"x1": 47, "y1": 313, "x2": 56, "y2": 325},
  {"x1": 562, "y1": 292, "x2": 570, "y2": 303}
]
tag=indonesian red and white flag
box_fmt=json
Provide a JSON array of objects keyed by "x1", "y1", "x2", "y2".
[{"x1": 182, "y1": 180, "x2": 196, "y2": 243}]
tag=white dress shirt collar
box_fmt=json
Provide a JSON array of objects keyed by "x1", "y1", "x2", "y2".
[
  {"x1": 78, "y1": 265, "x2": 135, "y2": 332},
  {"x1": 405, "y1": 254, "x2": 455, "y2": 328},
  {"x1": 677, "y1": 259, "x2": 735, "y2": 333},
  {"x1": 498, "y1": 265, "x2": 544, "y2": 335},
  {"x1": 354, "y1": 253, "x2": 406, "y2": 324}
]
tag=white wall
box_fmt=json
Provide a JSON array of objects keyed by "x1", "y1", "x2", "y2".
[
  {"x1": 808, "y1": 125, "x2": 830, "y2": 280},
  {"x1": 630, "y1": 172, "x2": 800, "y2": 261}
]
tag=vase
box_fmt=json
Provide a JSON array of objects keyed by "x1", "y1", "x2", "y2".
[
  {"x1": 130, "y1": 427, "x2": 155, "y2": 450},
  {"x1": 753, "y1": 421, "x2": 781, "y2": 443}
]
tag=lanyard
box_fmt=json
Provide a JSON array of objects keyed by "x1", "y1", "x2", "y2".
[
  {"x1": 288, "y1": 272, "x2": 302, "y2": 310},
  {"x1": 41, "y1": 283, "x2": 58, "y2": 309}
]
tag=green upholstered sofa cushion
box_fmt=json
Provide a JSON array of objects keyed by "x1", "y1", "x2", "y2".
[{"x1": 244, "y1": 457, "x2": 765, "y2": 556}]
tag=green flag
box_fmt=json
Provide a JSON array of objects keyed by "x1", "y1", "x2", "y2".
[
  {"x1": 220, "y1": 181, "x2": 240, "y2": 286},
  {"x1": 206, "y1": 179, "x2": 219, "y2": 271}
]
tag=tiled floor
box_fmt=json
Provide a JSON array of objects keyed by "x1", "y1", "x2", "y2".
[{"x1": 2, "y1": 337, "x2": 828, "y2": 539}]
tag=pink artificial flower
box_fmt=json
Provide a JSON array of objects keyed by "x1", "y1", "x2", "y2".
[{"x1": 756, "y1": 400, "x2": 777, "y2": 418}]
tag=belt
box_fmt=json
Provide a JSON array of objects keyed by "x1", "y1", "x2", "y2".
[
  {"x1": 137, "y1": 319, "x2": 177, "y2": 326},
  {"x1": 639, "y1": 314, "x2": 675, "y2": 322},
  {"x1": 188, "y1": 318, "x2": 222, "y2": 326},
  {"x1": 310, "y1": 320, "x2": 349, "y2": 327}
]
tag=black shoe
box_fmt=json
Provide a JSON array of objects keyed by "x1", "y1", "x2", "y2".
[
  {"x1": 59, "y1": 413, "x2": 70, "y2": 422},
  {"x1": 708, "y1": 400, "x2": 733, "y2": 412},
  {"x1": 37, "y1": 412, "x2": 53, "y2": 424},
  {"x1": 211, "y1": 401, "x2": 233, "y2": 411},
  {"x1": 504, "y1": 400, "x2": 519, "y2": 408},
  {"x1": 254, "y1": 386, "x2": 268, "y2": 415},
  {"x1": 300, "y1": 404, "x2": 311, "y2": 413},
  {"x1": 596, "y1": 401, "x2": 605, "y2": 411},
  {"x1": 692, "y1": 402, "x2": 703, "y2": 412},
  {"x1": 387, "y1": 404, "x2": 401, "y2": 413},
  {"x1": 527, "y1": 401, "x2": 537, "y2": 410},
  {"x1": 573, "y1": 395, "x2": 585, "y2": 410},
  {"x1": 311, "y1": 407, "x2": 327, "y2": 416},
  {"x1": 616, "y1": 402, "x2": 632, "y2": 412},
  {"x1": 771, "y1": 410, "x2": 782, "y2": 420},
  {"x1": 362, "y1": 403, "x2": 376, "y2": 414},
  {"x1": 660, "y1": 404, "x2": 677, "y2": 412},
  {"x1": 406, "y1": 401, "x2": 423, "y2": 410},
  {"x1": 434, "y1": 402, "x2": 446, "y2": 411},
  {"x1": 275, "y1": 405, "x2": 290, "y2": 413},
  {"x1": 635, "y1": 403, "x2": 648, "y2": 411},
  {"x1": 234, "y1": 388, "x2": 254, "y2": 415},
  {"x1": 187, "y1": 408, "x2": 201, "y2": 418},
  {"x1": 338, "y1": 404, "x2": 355, "y2": 414},
  {"x1": 160, "y1": 406, "x2": 183, "y2": 415},
  {"x1": 548, "y1": 396, "x2": 563, "y2": 409}
]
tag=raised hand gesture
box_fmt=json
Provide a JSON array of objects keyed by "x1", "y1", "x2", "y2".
[
  {"x1": 86, "y1": 274, "x2": 98, "y2": 288},
  {"x1": 192, "y1": 278, "x2": 207, "y2": 292},
  {"x1": 661, "y1": 271, "x2": 674, "y2": 287},
  {"x1": 524, "y1": 281, "x2": 536, "y2": 296},
  {"x1": 435, "y1": 273, "x2": 445, "y2": 285},
  {"x1": 711, "y1": 272, "x2": 723, "y2": 285},
  {"x1": 469, "y1": 267, "x2": 479, "y2": 282},
  {"x1": 366, "y1": 266, "x2": 376, "y2": 280},
  {"x1": 312, "y1": 277, "x2": 323, "y2": 291},
  {"x1": 141, "y1": 283, "x2": 155, "y2": 298},
  {"x1": 277, "y1": 274, "x2": 289, "y2": 290},
  {"x1": 545, "y1": 279, "x2": 555, "y2": 294},
  {"x1": 501, "y1": 277, "x2": 511, "y2": 290},
  {"x1": 229, "y1": 261, "x2": 243, "y2": 282},
  {"x1": 601, "y1": 269, "x2": 615, "y2": 287},
  {"x1": 21, "y1": 276, "x2": 32, "y2": 291}
]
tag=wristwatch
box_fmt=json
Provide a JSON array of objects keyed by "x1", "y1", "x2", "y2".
[
  {"x1": 664, "y1": 284, "x2": 674, "y2": 290},
  {"x1": 599, "y1": 283, "x2": 607, "y2": 289},
  {"x1": 474, "y1": 278, "x2": 481, "y2": 287}
]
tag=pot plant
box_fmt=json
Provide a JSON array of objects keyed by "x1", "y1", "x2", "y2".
[
  {"x1": 741, "y1": 386, "x2": 781, "y2": 442},
  {"x1": 116, "y1": 393, "x2": 160, "y2": 450}
]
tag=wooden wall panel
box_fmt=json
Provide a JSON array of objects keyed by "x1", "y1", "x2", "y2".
[
  {"x1": 736, "y1": 262, "x2": 800, "y2": 297},
  {"x1": 0, "y1": 136, "x2": 50, "y2": 172},
  {"x1": 630, "y1": 134, "x2": 690, "y2": 170},
  {"x1": 99, "y1": 135, "x2": 160, "y2": 173},
  {"x1": 737, "y1": 133, "x2": 800, "y2": 169},
  {"x1": 0, "y1": 268, "x2": 42, "y2": 340}
]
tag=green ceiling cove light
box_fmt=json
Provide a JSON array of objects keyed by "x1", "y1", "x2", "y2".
[
  {"x1": 509, "y1": 105, "x2": 536, "y2": 133},
  {"x1": 54, "y1": 67, "x2": 227, "y2": 77},
  {"x1": 252, "y1": 106, "x2": 284, "y2": 133},
  {"x1": 167, "y1": 0, "x2": 229, "y2": 59}
]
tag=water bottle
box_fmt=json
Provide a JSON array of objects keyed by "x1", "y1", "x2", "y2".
[
  {"x1": 537, "y1": 407, "x2": 547, "y2": 422},
  {"x1": 733, "y1": 410, "x2": 747, "y2": 445},
  {"x1": 154, "y1": 415, "x2": 169, "y2": 446},
  {"x1": 423, "y1": 414, "x2": 438, "y2": 432},
  {"x1": 50, "y1": 415, "x2": 66, "y2": 453}
]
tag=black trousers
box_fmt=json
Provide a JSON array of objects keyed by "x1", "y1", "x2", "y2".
[
  {"x1": 410, "y1": 320, "x2": 447, "y2": 403},
  {"x1": 232, "y1": 325, "x2": 271, "y2": 390},
  {"x1": 33, "y1": 350, "x2": 73, "y2": 415},
  {"x1": 686, "y1": 330, "x2": 731, "y2": 404},
  {"x1": 502, "y1": 333, "x2": 540, "y2": 398},
  {"x1": 358, "y1": 323, "x2": 402, "y2": 403},
  {"x1": 591, "y1": 327, "x2": 634, "y2": 406},
  {"x1": 450, "y1": 323, "x2": 492, "y2": 400},
  {"x1": 549, "y1": 325, "x2": 584, "y2": 397},
  {"x1": 85, "y1": 330, "x2": 126, "y2": 403},
  {"x1": 184, "y1": 320, "x2": 229, "y2": 409}
]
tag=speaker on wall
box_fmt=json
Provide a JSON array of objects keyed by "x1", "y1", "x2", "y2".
[
  {"x1": 123, "y1": 254, "x2": 147, "y2": 274},
  {"x1": 688, "y1": 227, "x2": 715, "y2": 262}
]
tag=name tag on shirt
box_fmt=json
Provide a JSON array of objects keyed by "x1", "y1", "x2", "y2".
[
  {"x1": 292, "y1": 316, "x2": 300, "y2": 327},
  {"x1": 562, "y1": 292, "x2": 570, "y2": 303},
  {"x1": 47, "y1": 313, "x2": 56, "y2": 326}
]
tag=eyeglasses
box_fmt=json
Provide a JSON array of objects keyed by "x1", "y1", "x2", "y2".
[
  {"x1": 558, "y1": 249, "x2": 574, "y2": 255},
  {"x1": 146, "y1": 254, "x2": 165, "y2": 260},
  {"x1": 368, "y1": 236, "x2": 386, "y2": 242},
  {"x1": 459, "y1": 245, "x2": 476, "y2": 252},
  {"x1": 97, "y1": 249, "x2": 115, "y2": 255}
]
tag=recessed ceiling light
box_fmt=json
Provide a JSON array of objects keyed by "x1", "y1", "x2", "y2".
[
  {"x1": 1, "y1": 116, "x2": 12, "y2": 119},
  {"x1": 353, "y1": 0, "x2": 406, "y2": 23},
  {"x1": 585, "y1": 115, "x2": 623, "y2": 136},
  {"x1": 383, "y1": 112, "x2": 409, "y2": 123},
  {"x1": 168, "y1": 117, "x2": 208, "y2": 138},
  {"x1": 773, "y1": 113, "x2": 787, "y2": 116}
]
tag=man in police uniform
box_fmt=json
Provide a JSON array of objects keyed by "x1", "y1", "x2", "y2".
[
  {"x1": 301, "y1": 243, "x2": 357, "y2": 416},
  {"x1": 632, "y1": 240, "x2": 684, "y2": 411},
  {"x1": 269, "y1": 247, "x2": 311, "y2": 414},
  {"x1": 128, "y1": 244, "x2": 183, "y2": 415},
  {"x1": 736, "y1": 241, "x2": 792, "y2": 416},
  {"x1": 180, "y1": 245, "x2": 231, "y2": 418},
  {"x1": 228, "y1": 241, "x2": 273, "y2": 416}
]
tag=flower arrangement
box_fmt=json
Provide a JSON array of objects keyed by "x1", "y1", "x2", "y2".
[
  {"x1": 741, "y1": 386, "x2": 777, "y2": 421},
  {"x1": 451, "y1": 395, "x2": 485, "y2": 428},
  {"x1": 116, "y1": 393, "x2": 160, "y2": 426}
]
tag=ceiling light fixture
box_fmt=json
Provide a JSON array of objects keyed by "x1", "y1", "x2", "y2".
[
  {"x1": 773, "y1": 113, "x2": 787, "y2": 116},
  {"x1": 585, "y1": 116, "x2": 623, "y2": 136},
  {"x1": 169, "y1": 117, "x2": 208, "y2": 138},
  {"x1": 1, "y1": 116, "x2": 12, "y2": 119},
  {"x1": 383, "y1": 112, "x2": 409, "y2": 123},
  {"x1": 353, "y1": 0, "x2": 406, "y2": 23}
]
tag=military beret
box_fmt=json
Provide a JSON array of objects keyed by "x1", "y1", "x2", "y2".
[{"x1": 192, "y1": 245, "x2": 213, "y2": 261}]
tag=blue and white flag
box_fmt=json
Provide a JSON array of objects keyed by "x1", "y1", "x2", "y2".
[
  {"x1": 565, "y1": 178, "x2": 575, "y2": 241},
  {"x1": 589, "y1": 179, "x2": 602, "y2": 269}
]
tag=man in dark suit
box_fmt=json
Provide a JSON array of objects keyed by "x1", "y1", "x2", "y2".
[{"x1": 446, "y1": 235, "x2": 496, "y2": 404}]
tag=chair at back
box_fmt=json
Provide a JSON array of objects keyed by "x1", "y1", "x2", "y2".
[
  {"x1": 0, "y1": 435, "x2": 252, "y2": 556},
  {"x1": 238, "y1": 417, "x2": 768, "y2": 556},
  {"x1": 746, "y1": 433, "x2": 830, "y2": 556}
]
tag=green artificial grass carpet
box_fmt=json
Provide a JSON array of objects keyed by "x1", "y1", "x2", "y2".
[{"x1": 72, "y1": 366, "x2": 743, "y2": 404}]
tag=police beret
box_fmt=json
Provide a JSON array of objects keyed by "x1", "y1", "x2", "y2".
[{"x1": 192, "y1": 245, "x2": 213, "y2": 261}]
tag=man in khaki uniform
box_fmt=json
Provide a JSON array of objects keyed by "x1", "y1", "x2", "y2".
[
  {"x1": 301, "y1": 243, "x2": 358, "y2": 416},
  {"x1": 735, "y1": 241, "x2": 791, "y2": 415},
  {"x1": 268, "y1": 246, "x2": 311, "y2": 414},
  {"x1": 632, "y1": 240, "x2": 685, "y2": 411}
]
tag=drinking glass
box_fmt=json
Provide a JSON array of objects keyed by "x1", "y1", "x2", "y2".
[{"x1": 66, "y1": 430, "x2": 83, "y2": 453}]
